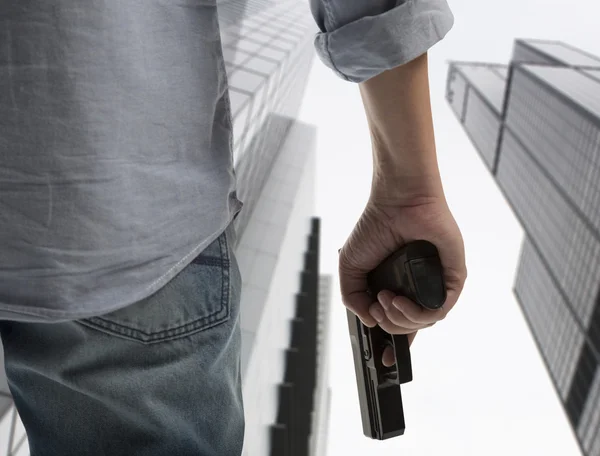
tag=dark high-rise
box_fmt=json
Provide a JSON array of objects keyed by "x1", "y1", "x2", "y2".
[{"x1": 446, "y1": 39, "x2": 600, "y2": 456}]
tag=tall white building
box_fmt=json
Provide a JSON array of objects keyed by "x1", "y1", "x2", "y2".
[
  {"x1": 219, "y1": 0, "x2": 332, "y2": 453},
  {"x1": 309, "y1": 275, "x2": 333, "y2": 456}
]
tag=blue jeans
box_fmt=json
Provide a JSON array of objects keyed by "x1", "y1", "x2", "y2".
[{"x1": 0, "y1": 225, "x2": 244, "y2": 456}]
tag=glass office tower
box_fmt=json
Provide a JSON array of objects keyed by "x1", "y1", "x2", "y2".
[
  {"x1": 218, "y1": 0, "x2": 331, "y2": 453},
  {"x1": 0, "y1": 0, "x2": 328, "y2": 454},
  {"x1": 218, "y1": 0, "x2": 316, "y2": 241},
  {"x1": 446, "y1": 39, "x2": 600, "y2": 456}
]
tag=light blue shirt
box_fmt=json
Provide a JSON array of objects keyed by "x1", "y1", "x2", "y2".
[{"x1": 0, "y1": 0, "x2": 453, "y2": 321}]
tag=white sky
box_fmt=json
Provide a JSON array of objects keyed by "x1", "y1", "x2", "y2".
[{"x1": 297, "y1": 1, "x2": 600, "y2": 455}]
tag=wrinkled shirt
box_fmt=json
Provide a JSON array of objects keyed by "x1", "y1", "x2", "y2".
[{"x1": 0, "y1": 0, "x2": 453, "y2": 322}]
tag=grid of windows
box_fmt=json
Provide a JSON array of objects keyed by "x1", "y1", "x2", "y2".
[
  {"x1": 590, "y1": 290, "x2": 600, "y2": 358},
  {"x1": 446, "y1": 63, "x2": 509, "y2": 173},
  {"x1": 454, "y1": 65, "x2": 507, "y2": 113},
  {"x1": 233, "y1": 45, "x2": 314, "y2": 239},
  {"x1": 218, "y1": 0, "x2": 315, "y2": 239},
  {"x1": 523, "y1": 41, "x2": 600, "y2": 68},
  {"x1": 446, "y1": 66, "x2": 468, "y2": 121},
  {"x1": 512, "y1": 40, "x2": 561, "y2": 65},
  {"x1": 578, "y1": 368, "x2": 600, "y2": 454},
  {"x1": 514, "y1": 239, "x2": 585, "y2": 398},
  {"x1": 505, "y1": 67, "x2": 600, "y2": 236},
  {"x1": 462, "y1": 89, "x2": 502, "y2": 170},
  {"x1": 497, "y1": 130, "x2": 600, "y2": 327},
  {"x1": 309, "y1": 275, "x2": 332, "y2": 456},
  {"x1": 218, "y1": 0, "x2": 274, "y2": 27},
  {"x1": 448, "y1": 39, "x2": 600, "y2": 456},
  {"x1": 566, "y1": 341, "x2": 599, "y2": 427},
  {"x1": 523, "y1": 65, "x2": 600, "y2": 120}
]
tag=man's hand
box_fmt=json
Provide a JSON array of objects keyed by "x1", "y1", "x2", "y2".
[
  {"x1": 338, "y1": 52, "x2": 467, "y2": 365},
  {"x1": 339, "y1": 194, "x2": 467, "y2": 365}
]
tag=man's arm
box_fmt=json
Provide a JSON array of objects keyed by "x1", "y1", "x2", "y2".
[
  {"x1": 309, "y1": 0, "x2": 467, "y2": 345},
  {"x1": 360, "y1": 52, "x2": 444, "y2": 203},
  {"x1": 309, "y1": 0, "x2": 452, "y2": 186},
  {"x1": 338, "y1": 51, "x2": 467, "y2": 340}
]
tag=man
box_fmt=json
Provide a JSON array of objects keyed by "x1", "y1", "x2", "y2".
[{"x1": 0, "y1": 0, "x2": 467, "y2": 454}]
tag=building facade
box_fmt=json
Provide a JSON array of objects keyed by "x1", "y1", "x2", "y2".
[
  {"x1": 217, "y1": 0, "x2": 331, "y2": 453},
  {"x1": 446, "y1": 39, "x2": 600, "y2": 456},
  {"x1": 0, "y1": 0, "x2": 328, "y2": 454}
]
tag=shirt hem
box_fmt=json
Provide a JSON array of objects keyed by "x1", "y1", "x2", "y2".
[{"x1": 0, "y1": 209, "x2": 242, "y2": 323}]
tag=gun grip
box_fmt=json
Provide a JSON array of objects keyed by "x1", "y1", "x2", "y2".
[{"x1": 348, "y1": 240, "x2": 446, "y2": 440}]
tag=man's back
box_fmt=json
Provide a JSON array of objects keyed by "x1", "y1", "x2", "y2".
[{"x1": 0, "y1": 0, "x2": 242, "y2": 321}]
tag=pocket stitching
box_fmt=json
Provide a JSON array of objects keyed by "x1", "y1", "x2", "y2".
[{"x1": 79, "y1": 233, "x2": 232, "y2": 344}]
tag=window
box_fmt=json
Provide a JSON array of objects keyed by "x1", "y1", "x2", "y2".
[
  {"x1": 228, "y1": 89, "x2": 251, "y2": 116},
  {"x1": 229, "y1": 68, "x2": 267, "y2": 93},
  {"x1": 243, "y1": 56, "x2": 279, "y2": 75}
]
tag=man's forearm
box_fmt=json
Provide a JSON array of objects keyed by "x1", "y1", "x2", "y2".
[{"x1": 359, "y1": 53, "x2": 444, "y2": 201}]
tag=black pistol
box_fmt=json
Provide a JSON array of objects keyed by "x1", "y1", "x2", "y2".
[{"x1": 347, "y1": 240, "x2": 446, "y2": 440}]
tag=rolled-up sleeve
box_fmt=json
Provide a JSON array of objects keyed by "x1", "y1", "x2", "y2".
[{"x1": 310, "y1": 0, "x2": 454, "y2": 83}]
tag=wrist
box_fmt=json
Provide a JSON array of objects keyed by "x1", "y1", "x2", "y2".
[
  {"x1": 370, "y1": 170, "x2": 445, "y2": 206},
  {"x1": 360, "y1": 52, "x2": 445, "y2": 205}
]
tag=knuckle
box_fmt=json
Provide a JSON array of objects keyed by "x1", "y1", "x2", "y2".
[
  {"x1": 384, "y1": 309, "x2": 400, "y2": 323},
  {"x1": 341, "y1": 300, "x2": 361, "y2": 317},
  {"x1": 378, "y1": 322, "x2": 394, "y2": 334},
  {"x1": 337, "y1": 249, "x2": 352, "y2": 270},
  {"x1": 390, "y1": 317, "x2": 404, "y2": 328}
]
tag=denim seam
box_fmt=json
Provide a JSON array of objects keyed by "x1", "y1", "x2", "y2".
[
  {"x1": 219, "y1": 231, "x2": 229, "y2": 324},
  {"x1": 221, "y1": 230, "x2": 232, "y2": 323},
  {"x1": 80, "y1": 235, "x2": 232, "y2": 344},
  {"x1": 81, "y1": 307, "x2": 228, "y2": 344},
  {"x1": 191, "y1": 256, "x2": 229, "y2": 267}
]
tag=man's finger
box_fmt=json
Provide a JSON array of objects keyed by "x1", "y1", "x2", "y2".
[
  {"x1": 392, "y1": 296, "x2": 445, "y2": 325},
  {"x1": 382, "y1": 346, "x2": 395, "y2": 367},
  {"x1": 339, "y1": 251, "x2": 378, "y2": 327},
  {"x1": 381, "y1": 332, "x2": 418, "y2": 367},
  {"x1": 377, "y1": 290, "x2": 422, "y2": 329},
  {"x1": 380, "y1": 300, "x2": 423, "y2": 329},
  {"x1": 368, "y1": 302, "x2": 385, "y2": 325},
  {"x1": 343, "y1": 292, "x2": 377, "y2": 327},
  {"x1": 376, "y1": 313, "x2": 415, "y2": 335}
]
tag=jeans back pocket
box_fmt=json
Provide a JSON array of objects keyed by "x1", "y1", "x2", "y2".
[{"x1": 80, "y1": 229, "x2": 235, "y2": 344}]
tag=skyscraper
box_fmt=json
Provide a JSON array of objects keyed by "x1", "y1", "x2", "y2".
[
  {"x1": 0, "y1": 0, "x2": 329, "y2": 454},
  {"x1": 217, "y1": 0, "x2": 331, "y2": 454},
  {"x1": 446, "y1": 39, "x2": 600, "y2": 456},
  {"x1": 218, "y1": 0, "x2": 316, "y2": 240},
  {"x1": 309, "y1": 274, "x2": 333, "y2": 456},
  {"x1": 267, "y1": 228, "x2": 332, "y2": 456}
]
